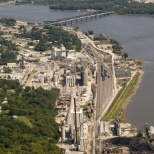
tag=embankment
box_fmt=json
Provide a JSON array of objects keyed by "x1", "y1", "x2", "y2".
[{"x1": 103, "y1": 70, "x2": 144, "y2": 122}]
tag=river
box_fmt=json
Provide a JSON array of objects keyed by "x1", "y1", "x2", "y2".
[
  {"x1": 0, "y1": 5, "x2": 154, "y2": 128},
  {"x1": 0, "y1": 5, "x2": 88, "y2": 22},
  {"x1": 76, "y1": 15, "x2": 154, "y2": 129}
]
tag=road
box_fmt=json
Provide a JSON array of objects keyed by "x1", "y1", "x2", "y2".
[
  {"x1": 24, "y1": 69, "x2": 36, "y2": 87},
  {"x1": 20, "y1": 65, "x2": 35, "y2": 86}
]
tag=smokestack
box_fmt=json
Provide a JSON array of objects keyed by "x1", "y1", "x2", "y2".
[{"x1": 74, "y1": 97, "x2": 78, "y2": 150}]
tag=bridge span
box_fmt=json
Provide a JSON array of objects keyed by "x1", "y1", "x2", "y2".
[
  {"x1": 44, "y1": 11, "x2": 112, "y2": 25},
  {"x1": 0, "y1": 0, "x2": 16, "y2": 6}
]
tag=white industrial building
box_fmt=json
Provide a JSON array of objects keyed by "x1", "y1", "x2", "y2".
[
  {"x1": 71, "y1": 109, "x2": 87, "y2": 150},
  {"x1": 51, "y1": 45, "x2": 76, "y2": 59},
  {"x1": 133, "y1": 0, "x2": 154, "y2": 2},
  {"x1": 7, "y1": 63, "x2": 18, "y2": 68},
  {"x1": 53, "y1": 74, "x2": 59, "y2": 86},
  {"x1": 51, "y1": 44, "x2": 67, "y2": 58},
  {"x1": 67, "y1": 50, "x2": 76, "y2": 59},
  {"x1": 148, "y1": 126, "x2": 154, "y2": 139}
]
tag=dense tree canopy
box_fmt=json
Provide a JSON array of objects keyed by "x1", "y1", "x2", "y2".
[
  {"x1": 0, "y1": 18, "x2": 16, "y2": 27},
  {"x1": 16, "y1": 25, "x2": 81, "y2": 52},
  {"x1": 109, "y1": 38, "x2": 126, "y2": 56},
  {"x1": 0, "y1": 37, "x2": 18, "y2": 65},
  {"x1": 0, "y1": 79, "x2": 62, "y2": 153}
]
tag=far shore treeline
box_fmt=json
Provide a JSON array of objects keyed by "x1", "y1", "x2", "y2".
[{"x1": 15, "y1": 0, "x2": 154, "y2": 15}]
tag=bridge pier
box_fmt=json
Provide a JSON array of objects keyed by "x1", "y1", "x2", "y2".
[
  {"x1": 86, "y1": 16, "x2": 88, "y2": 21},
  {"x1": 64, "y1": 21, "x2": 67, "y2": 25}
]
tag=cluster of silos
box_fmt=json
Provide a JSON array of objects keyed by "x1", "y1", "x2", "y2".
[
  {"x1": 38, "y1": 73, "x2": 49, "y2": 84},
  {"x1": 81, "y1": 60, "x2": 88, "y2": 86},
  {"x1": 71, "y1": 108, "x2": 84, "y2": 150},
  {"x1": 63, "y1": 60, "x2": 89, "y2": 88},
  {"x1": 53, "y1": 74, "x2": 59, "y2": 86},
  {"x1": 66, "y1": 75, "x2": 76, "y2": 87}
]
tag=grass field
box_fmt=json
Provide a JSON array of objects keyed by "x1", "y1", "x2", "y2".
[
  {"x1": 18, "y1": 116, "x2": 33, "y2": 128},
  {"x1": 102, "y1": 71, "x2": 141, "y2": 121}
]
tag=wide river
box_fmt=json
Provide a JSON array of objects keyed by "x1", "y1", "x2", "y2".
[{"x1": 1, "y1": 5, "x2": 154, "y2": 128}]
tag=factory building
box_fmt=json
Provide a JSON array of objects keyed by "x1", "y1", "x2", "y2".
[
  {"x1": 51, "y1": 44, "x2": 76, "y2": 59},
  {"x1": 133, "y1": 0, "x2": 154, "y2": 3},
  {"x1": 71, "y1": 108, "x2": 86, "y2": 150},
  {"x1": 38, "y1": 74, "x2": 45, "y2": 84},
  {"x1": 67, "y1": 50, "x2": 76, "y2": 59},
  {"x1": 7, "y1": 63, "x2": 18, "y2": 68},
  {"x1": 37, "y1": 73, "x2": 49, "y2": 84},
  {"x1": 115, "y1": 70, "x2": 131, "y2": 78},
  {"x1": 60, "y1": 124, "x2": 70, "y2": 142},
  {"x1": 51, "y1": 44, "x2": 66, "y2": 58}
]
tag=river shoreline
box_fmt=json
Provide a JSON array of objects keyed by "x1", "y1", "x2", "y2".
[
  {"x1": 121, "y1": 70, "x2": 144, "y2": 122},
  {"x1": 7, "y1": 4, "x2": 154, "y2": 16},
  {"x1": 77, "y1": 28, "x2": 144, "y2": 124},
  {"x1": 102, "y1": 67, "x2": 144, "y2": 122}
]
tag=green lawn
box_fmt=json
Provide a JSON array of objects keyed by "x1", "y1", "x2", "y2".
[
  {"x1": 103, "y1": 71, "x2": 140, "y2": 121},
  {"x1": 18, "y1": 116, "x2": 33, "y2": 128}
]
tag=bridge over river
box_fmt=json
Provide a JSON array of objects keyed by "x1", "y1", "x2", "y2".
[
  {"x1": 0, "y1": 0, "x2": 16, "y2": 6},
  {"x1": 44, "y1": 11, "x2": 112, "y2": 25}
]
